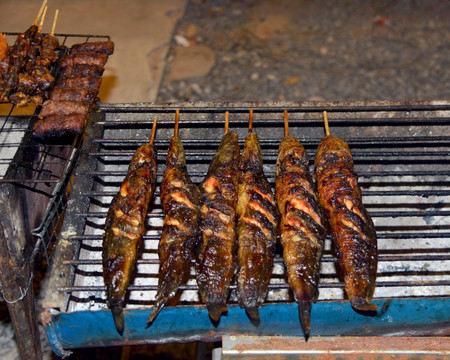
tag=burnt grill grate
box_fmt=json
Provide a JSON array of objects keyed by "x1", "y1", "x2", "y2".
[{"x1": 44, "y1": 101, "x2": 450, "y2": 316}]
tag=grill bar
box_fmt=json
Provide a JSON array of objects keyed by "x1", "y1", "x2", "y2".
[{"x1": 42, "y1": 101, "x2": 450, "y2": 352}]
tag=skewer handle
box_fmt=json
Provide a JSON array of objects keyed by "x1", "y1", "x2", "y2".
[
  {"x1": 224, "y1": 111, "x2": 229, "y2": 135},
  {"x1": 34, "y1": 0, "x2": 48, "y2": 26},
  {"x1": 323, "y1": 111, "x2": 330, "y2": 136},
  {"x1": 174, "y1": 110, "x2": 180, "y2": 138},
  {"x1": 150, "y1": 118, "x2": 158, "y2": 144},
  {"x1": 248, "y1": 109, "x2": 253, "y2": 133},
  {"x1": 284, "y1": 109, "x2": 289, "y2": 137},
  {"x1": 38, "y1": 5, "x2": 47, "y2": 32},
  {"x1": 51, "y1": 9, "x2": 59, "y2": 36}
]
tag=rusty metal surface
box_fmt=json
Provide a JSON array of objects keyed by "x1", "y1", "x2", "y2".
[{"x1": 218, "y1": 336, "x2": 450, "y2": 360}]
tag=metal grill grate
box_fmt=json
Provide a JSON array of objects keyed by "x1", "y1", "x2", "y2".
[
  {"x1": 43, "y1": 101, "x2": 450, "y2": 319},
  {"x1": 0, "y1": 32, "x2": 110, "y2": 257}
]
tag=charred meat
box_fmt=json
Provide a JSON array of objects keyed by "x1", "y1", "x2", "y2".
[
  {"x1": 147, "y1": 135, "x2": 201, "y2": 324},
  {"x1": 195, "y1": 131, "x2": 240, "y2": 321},
  {"x1": 314, "y1": 134, "x2": 378, "y2": 312},
  {"x1": 103, "y1": 141, "x2": 158, "y2": 335},
  {"x1": 275, "y1": 136, "x2": 326, "y2": 337},
  {"x1": 236, "y1": 131, "x2": 279, "y2": 321}
]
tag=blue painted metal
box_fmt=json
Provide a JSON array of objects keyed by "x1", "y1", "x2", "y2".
[{"x1": 44, "y1": 297, "x2": 450, "y2": 357}]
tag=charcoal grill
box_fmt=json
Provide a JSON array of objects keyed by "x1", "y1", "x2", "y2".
[
  {"x1": 41, "y1": 100, "x2": 450, "y2": 358},
  {"x1": 0, "y1": 31, "x2": 110, "y2": 360}
]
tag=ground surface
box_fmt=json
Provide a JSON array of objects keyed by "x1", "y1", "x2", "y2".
[{"x1": 157, "y1": 0, "x2": 450, "y2": 102}]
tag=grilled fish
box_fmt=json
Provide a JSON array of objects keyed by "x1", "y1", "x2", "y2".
[
  {"x1": 236, "y1": 131, "x2": 279, "y2": 321},
  {"x1": 314, "y1": 134, "x2": 378, "y2": 312},
  {"x1": 147, "y1": 135, "x2": 201, "y2": 324},
  {"x1": 275, "y1": 136, "x2": 326, "y2": 337},
  {"x1": 195, "y1": 131, "x2": 240, "y2": 321},
  {"x1": 103, "y1": 142, "x2": 158, "y2": 335}
]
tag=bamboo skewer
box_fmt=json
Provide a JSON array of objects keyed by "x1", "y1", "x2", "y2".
[
  {"x1": 51, "y1": 9, "x2": 59, "y2": 36},
  {"x1": 323, "y1": 110, "x2": 330, "y2": 136},
  {"x1": 38, "y1": 6, "x2": 47, "y2": 33},
  {"x1": 174, "y1": 110, "x2": 180, "y2": 138},
  {"x1": 248, "y1": 109, "x2": 253, "y2": 133},
  {"x1": 33, "y1": 0, "x2": 48, "y2": 26},
  {"x1": 283, "y1": 109, "x2": 289, "y2": 137},
  {"x1": 150, "y1": 118, "x2": 158, "y2": 144},
  {"x1": 224, "y1": 111, "x2": 229, "y2": 135}
]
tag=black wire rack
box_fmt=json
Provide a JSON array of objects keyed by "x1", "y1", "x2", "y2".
[
  {"x1": 0, "y1": 31, "x2": 110, "y2": 262},
  {"x1": 43, "y1": 100, "x2": 450, "y2": 315}
]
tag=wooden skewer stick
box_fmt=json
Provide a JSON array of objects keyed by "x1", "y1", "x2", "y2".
[
  {"x1": 33, "y1": 0, "x2": 48, "y2": 26},
  {"x1": 284, "y1": 109, "x2": 289, "y2": 137},
  {"x1": 323, "y1": 110, "x2": 330, "y2": 136},
  {"x1": 248, "y1": 109, "x2": 253, "y2": 133},
  {"x1": 224, "y1": 111, "x2": 229, "y2": 135},
  {"x1": 174, "y1": 110, "x2": 180, "y2": 138},
  {"x1": 51, "y1": 9, "x2": 59, "y2": 36},
  {"x1": 38, "y1": 5, "x2": 47, "y2": 32},
  {"x1": 150, "y1": 118, "x2": 158, "y2": 144}
]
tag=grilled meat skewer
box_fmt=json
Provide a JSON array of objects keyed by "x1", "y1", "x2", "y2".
[
  {"x1": 103, "y1": 120, "x2": 158, "y2": 335},
  {"x1": 236, "y1": 110, "x2": 279, "y2": 321},
  {"x1": 275, "y1": 110, "x2": 326, "y2": 338},
  {"x1": 195, "y1": 112, "x2": 240, "y2": 321},
  {"x1": 69, "y1": 40, "x2": 115, "y2": 55},
  {"x1": 148, "y1": 111, "x2": 201, "y2": 325},
  {"x1": 314, "y1": 111, "x2": 377, "y2": 312}
]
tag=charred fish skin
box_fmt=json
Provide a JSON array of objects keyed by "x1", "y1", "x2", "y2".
[
  {"x1": 275, "y1": 136, "x2": 326, "y2": 337},
  {"x1": 147, "y1": 136, "x2": 201, "y2": 324},
  {"x1": 102, "y1": 143, "x2": 158, "y2": 335},
  {"x1": 236, "y1": 132, "x2": 279, "y2": 321},
  {"x1": 314, "y1": 134, "x2": 378, "y2": 312},
  {"x1": 195, "y1": 131, "x2": 240, "y2": 321}
]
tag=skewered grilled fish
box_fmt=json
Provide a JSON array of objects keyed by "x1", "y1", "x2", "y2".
[
  {"x1": 103, "y1": 139, "x2": 158, "y2": 335},
  {"x1": 314, "y1": 134, "x2": 378, "y2": 312},
  {"x1": 236, "y1": 130, "x2": 279, "y2": 321},
  {"x1": 275, "y1": 135, "x2": 326, "y2": 337},
  {"x1": 195, "y1": 130, "x2": 240, "y2": 321},
  {"x1": 147, "y1": 134, "x2": 200, "y2": 324}
]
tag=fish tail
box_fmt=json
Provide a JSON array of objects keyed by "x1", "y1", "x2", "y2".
[
  {"x1": 298, "y1": 300, "x2": 312, "y2": 340},
  {"x1": 111, "y1": 305, "x2": 124, "y2": 335},
  {"x1": 351, "y1": 297, "x2": 378, "y2": 312},
  {"x1": 207, "y1": 302, "x2": 228, "y2": 322},
  {"x1": 146, "y1": 298, "x2": 166, "y2": 326},
  {"x1": 245, "y1": 306, "x2": 260, "y2": 322}
]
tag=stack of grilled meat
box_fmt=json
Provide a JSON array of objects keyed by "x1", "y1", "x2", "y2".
[
  {"x1": 33, "y1": 40, "x2": 114, "y2": 138},
  {"x1": 0, "y1": 25, "x2": 59, "y2": 106},
  {"x1": 102, "y1": 112, "x2": 378, "y2": 337}
]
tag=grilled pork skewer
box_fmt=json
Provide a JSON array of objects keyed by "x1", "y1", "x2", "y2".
[
  {"x1": 147, "y1": 111, "x2": 201, "y2": 325},
  {"x1": 103, "y1": 119, "x2": 158, "y2": 335},
  {"x1": 314, "y1": 111, "x2": 378, "y2": 312},
  {"x1": 275, "y1": 110, "x2": 326, "y2": 338},
  {"x1": 195, "y1": 111, "x2": 240, "y2": 321},
  {"x1": 236, "y1": 110, "x2": 279, "y2": 321}
]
